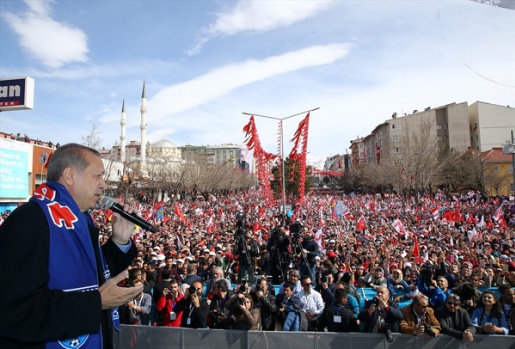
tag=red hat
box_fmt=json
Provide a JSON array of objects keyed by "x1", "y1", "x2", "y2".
[
  {"x1": 327, "y1": 251, "x2": 337, "y2": 258},
  {"x1": 225, "y1": 252, "x2": 233, "y2": 260}
]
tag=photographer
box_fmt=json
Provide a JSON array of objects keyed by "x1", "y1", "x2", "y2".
[
  {"x1": 298, "y1": 226, "x2": 319, "y2": 283},
  {"x1": 400, "y1": 294, "x2": 441, "y2": 337},
  {"x1": 207, "y1": 279, "x2": 234, "y2": 329},
  {"x1": 358, "y1": 286, "x2": 403, "y2": 337},
  {"x1": 120, "y1": 279, "x2": 152, "y2": 326},
  {"x1": 173, "y1": 280, "x2": 209, "y2": 328},
  {"x1": 267, "y1": 225, "x2": 290, "y2": 284},
  {"x1": 234, "y1": 215, "x2": 259, "y2": 285},
  {"x1": 155, "y1": 279, "x2": 184, "y2": 327},
  {"x1": 224, "y1": 293, "x2": 261, "y2": 330},
  {"x1": 252, "y1": 277, "x2": 278, "y2": 331}
]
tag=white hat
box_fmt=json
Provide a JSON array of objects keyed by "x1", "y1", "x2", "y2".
[
  {"x1": 209, "y1": 251, "x2": 216, "y2": 256},
  {"x1": 177, "y1": 258, "x2": 184, "y2": 264},
  {"x1": 329, "y1": 240, "x2": 335, "y2": 243},
  {"x1": 153, "y1": 246, "x2": 161, "y2": 251},
  {"x1": 157, "y1": 254, "x2": 165, "y2": 261},
  {"x1": 203, "y1": 248, "x2": 210, "y2": 253},
  {"x1": 185, "y1": 256, "x2": 193, "y2": 261},
  {"x1": 150, "y1": 251, "x2": 157, "y2": 256}
]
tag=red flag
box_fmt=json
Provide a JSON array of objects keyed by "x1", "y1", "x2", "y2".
[
  {"x1": 413, "y1": 236, "x2": 422, "y2": 263},
  {"x1": 443, "y1": 211, "x2": 463, "y2": 222},
  {"x1": 252, "y1": 222, "x2": 260, "y2": 233},
  {"x1": 357, "y1": 215, "x2": 366, "y2": 231},
  {"x1": 174, "y1": 203, "x2": 186, "y2": 223}
]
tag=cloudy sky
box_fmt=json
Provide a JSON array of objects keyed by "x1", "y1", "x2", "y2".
[{"x1": 0, "y1": 0, "x2": 514, "y2": 161}]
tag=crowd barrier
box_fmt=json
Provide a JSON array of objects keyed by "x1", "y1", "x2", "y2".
[{"x1": 114, "y1": 326, "x2": 515, "y2": 349}]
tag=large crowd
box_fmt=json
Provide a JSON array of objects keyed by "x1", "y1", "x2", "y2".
[{"x1": 2, "y1": 189, "x2": 515, "y2": 339}]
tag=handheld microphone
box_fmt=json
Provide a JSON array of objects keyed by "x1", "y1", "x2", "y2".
[{"x1": 100, "y1": 196, "x2": 158, "y2": 233}]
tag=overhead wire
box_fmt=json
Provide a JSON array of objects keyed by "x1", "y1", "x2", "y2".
[{"x1": 436, "y1": 0, "x2": 515, "y2": 88}]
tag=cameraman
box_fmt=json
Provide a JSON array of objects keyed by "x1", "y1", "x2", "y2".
[
  {"x1": 224, "y1": 293, "x2": 261, "y2": 330},
  {"x1": 155, "y1": 279, "x2": 183, "y2": 327},
  {"x1": 400, "y1": 294, "x2": 441, "y2": 337},
  {"x1": 299, "y1": 227, "x2": 319, "y2": 283},
  {"x1": 235, "y1": 229, "x2": 259, "y2": 285},
  {"x1": 173, "y1": 280, "x2": 209, "y2": 328},
  {"x1": 120, "y1": 279, "x2": 152, "y2": 326},
  {"x1": 267, "y1": 225, "x2": 291, "y2": 284},
  {"x1": 358, "y1": 286, "x2": 403, "y2": 335},
  {"x1": 252, "y1": 277, "x2": 278, "y2": 331},
  {"x1": 207, "y1": 279, "x2": 234, "y2": 329}
]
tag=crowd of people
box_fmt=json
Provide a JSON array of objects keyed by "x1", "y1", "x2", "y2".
[
  {"x1": 73, "y1": 187, "x2": 515, "y2": 339},
  {"x1": 0, "y1": 140, "x2": 514, "y2": 346}
]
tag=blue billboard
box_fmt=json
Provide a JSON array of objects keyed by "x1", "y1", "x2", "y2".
[{"x1": 0, "y1": 139, "x2": 30, "y2": 199}]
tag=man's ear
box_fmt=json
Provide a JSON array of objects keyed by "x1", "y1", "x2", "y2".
[{"x1": 61, "y1": 167, "x2": 75, "y2": 186}]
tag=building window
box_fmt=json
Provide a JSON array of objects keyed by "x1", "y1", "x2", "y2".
[
  {"x1": 510, "y1": 165, "x2": 513, "y2": 174},
  {"x1": 494, "y1": 165, "x2": 500, "y2": 173},
  {"x1": 393, "y1": 147, "x2": 401, "y2": 154},
  {"x1": 436, "y1": 124, "x2": 442, "y2": 130},
  {"x1": 391, "y1": 135, "x2": 400, "y2": 142},
  {"x1": 392, "y1": 124, "x2": 401, "y2": 130}
]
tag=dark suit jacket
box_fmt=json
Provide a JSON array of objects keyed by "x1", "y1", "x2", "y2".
[
  {"x1": 435, "y1": 306, "x2": 476, "y2": 339},
  {"x1": 174, "y1": 296, "x2": 209, "y2": 328},
  {"x1": 358, "y1": 301, "x2": 404, "y2": 333}
]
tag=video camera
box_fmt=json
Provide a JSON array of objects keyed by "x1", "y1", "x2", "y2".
[
  {"x1": 235, "y1": 213, "x2": 247, "y2": 236},
  {"x1": 236, "y1": 213, "x2": 246, "y2": 228}
]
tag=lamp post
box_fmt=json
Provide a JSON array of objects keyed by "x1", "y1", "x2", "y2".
[
  {"x1": 502, "y1": 130, "x2": 515, "y2": 194},
  {"x1": 242, "y1": 107, "x2": 319, "y2": 215}
]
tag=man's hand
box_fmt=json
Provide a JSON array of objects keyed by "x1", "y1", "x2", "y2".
[
  {"x1": 414, "y1": 324, "x2": 425, "y2": 335},
  {"x1": 462, "y1": 329, "x2": 474, "y2": 342},
  {"x1": 99, "y1": 270, "x2": 144, "y2": 310},
  {"x1": 111, "y1": 203, "x2": 137, "y2": 245},
  {"x1": 191, "y1": 292, "x2": 200, "y2": 308}
]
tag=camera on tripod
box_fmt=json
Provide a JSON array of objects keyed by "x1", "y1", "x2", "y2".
[{"x1": 236, "y1": 213, "x2": 246, "y2": 228}]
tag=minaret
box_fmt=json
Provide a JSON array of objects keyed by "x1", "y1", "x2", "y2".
[
  {"x1": 140, "y1": 81, "x2": 147, "y2": 170},
  {"x1": 120, "y1": 98, "x2": 126, "y2": 163}
]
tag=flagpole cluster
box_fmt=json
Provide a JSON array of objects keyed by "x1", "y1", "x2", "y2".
[{"x1": 242, "y1": 108, "x2": 319, "y2": 214}]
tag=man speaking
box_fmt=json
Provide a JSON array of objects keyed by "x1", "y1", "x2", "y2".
[{"x1": 0, "y1": 143, "x2": 143, "y2": 349}]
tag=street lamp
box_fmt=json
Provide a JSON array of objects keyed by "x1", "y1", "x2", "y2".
[
  {"x1": 502, "y1": 130, "x2": 515, "y2": 194},
  {"x1": 242, "y1": 107, "x2": 319, "y2": 215}
]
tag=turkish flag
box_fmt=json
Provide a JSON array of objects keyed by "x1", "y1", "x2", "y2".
[
  {"x1": 174, "y1": 203, "x2": 186, "y2": 223},
  {"x1": 357, "y1": 215, "x2": 366, "y2": 231}
]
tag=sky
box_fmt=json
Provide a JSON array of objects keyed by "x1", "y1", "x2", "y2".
[{"x1": 0, "y1": 0, "x2": 514, "y2": 163}]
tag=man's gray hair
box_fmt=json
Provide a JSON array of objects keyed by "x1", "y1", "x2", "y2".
[{"x1": 47, "y1": 143, "x2": 100, "y2": 181}]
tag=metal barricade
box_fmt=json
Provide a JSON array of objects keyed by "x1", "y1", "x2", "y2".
[{"x1": 115, "y1": 326, "x2": 515, "y2": 349}]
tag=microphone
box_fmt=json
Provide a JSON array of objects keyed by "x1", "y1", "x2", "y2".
[{"x1": 100, "y1": 196, "x2": 158, "y2": 233}]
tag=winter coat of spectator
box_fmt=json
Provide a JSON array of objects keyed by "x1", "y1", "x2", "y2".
[{"x1": 399, "y1": 294, "x2": 441, "y2": 337}]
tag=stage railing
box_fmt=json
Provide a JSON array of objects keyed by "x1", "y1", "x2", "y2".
[{"x1": 114, "y1": 326, "x2": 515, "y2": 349}]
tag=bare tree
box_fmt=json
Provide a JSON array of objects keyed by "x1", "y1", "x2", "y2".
[{"x1": 81, "y1": 121, "x2": 103, "y2": 150}]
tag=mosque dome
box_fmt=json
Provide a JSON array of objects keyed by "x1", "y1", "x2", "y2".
[{"x1": 152, "y1": 139, "x2": 177, "y2": 148}]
